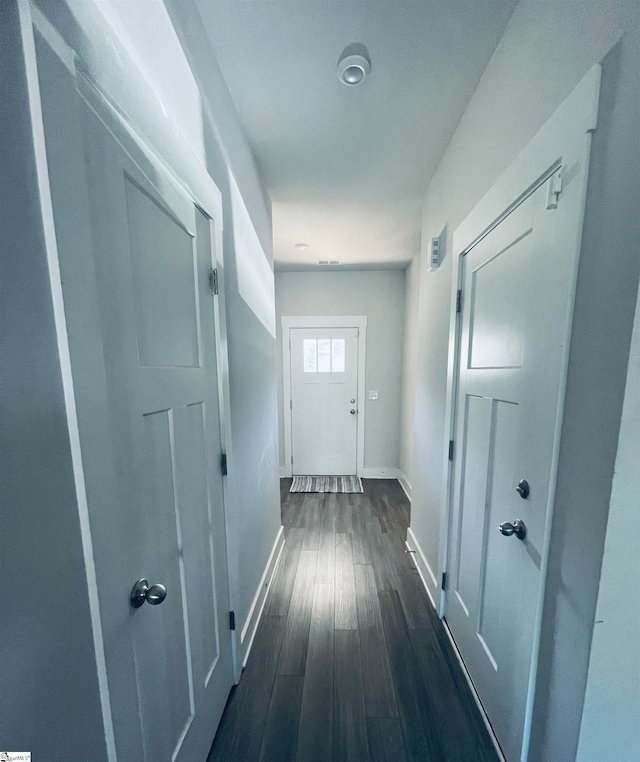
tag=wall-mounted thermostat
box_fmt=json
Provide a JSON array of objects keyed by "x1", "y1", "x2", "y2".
[{"x1": 427, "y1": 236, "x2": 441, "y2": 271}]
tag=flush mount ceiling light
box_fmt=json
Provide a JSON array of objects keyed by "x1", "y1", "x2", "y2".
[
  {"x1": 337, "y1": 44, "x2": 370, "y2": 87},
  {"x1": 294, "y1": 243, "x2": 309, "y2": 251}
]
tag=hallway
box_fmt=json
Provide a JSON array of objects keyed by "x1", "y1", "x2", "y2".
[{"x1": 209, "y1": 480, "x2": 498, "y2": 762}]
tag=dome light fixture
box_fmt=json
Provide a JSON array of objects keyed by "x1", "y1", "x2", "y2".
[
  {"x1": 294, "y1": 242, "x2": 309, "y2": 251},
  {"x1": 337, "y1": 44, "x2": 370, "y2": 87}
]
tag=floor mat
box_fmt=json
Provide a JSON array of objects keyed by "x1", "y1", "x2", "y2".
[{"x1": 290, "y1": 475, "x2": 363, "y2": 493}]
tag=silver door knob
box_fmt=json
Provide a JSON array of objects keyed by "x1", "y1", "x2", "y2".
[
  {"x1": 350, "y1": 399, "x2": 356, "y2": 404},
  {"x1": 498, "y1": 520, "x2": 526, "y2": 540},
  {"x1": 350, "y1": 409, "x2": 356, "y2": 414},
  {"x1": 131, "y1": 578, "x2": 167, "y2": 608}
]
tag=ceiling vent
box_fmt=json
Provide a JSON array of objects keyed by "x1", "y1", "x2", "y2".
[{"x1": 318, "y1": 260, "x2": 341, "y2": 266}]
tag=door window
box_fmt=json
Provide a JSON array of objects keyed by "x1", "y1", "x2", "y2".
[
  {"x1": 317, "y1": 339, "x2": 331, "y2": 372},
  {"x1": 303, "y1": 339, "x2": 317, "y2": 372},
  {"x1": 303, "y1": 338, "x2": 346, "y2": 373},
  {"x1": 331, "y1": 339, "x2": 345, "y2": 372}
]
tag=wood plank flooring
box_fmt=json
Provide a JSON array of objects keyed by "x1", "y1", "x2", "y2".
[{"x1": 208, "y1": 479, "x2": 499, "y2": 762}]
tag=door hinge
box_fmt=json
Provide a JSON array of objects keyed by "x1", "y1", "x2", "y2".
[
  {"x1": 291, "y1": 454, "x2": 293, "y2": 465},
  {"x1": 290, "y1": 399, "x2": 292, "y2": 410},
  {"x1": 546, "y1": 171, "x2": 563, "y2": 210},
  {"x1": 220, "y1": 451, "x2": 228, "y2": 476},
  {"x1": 229, "y1": 611, "x2": 236, "y2": 631},
  {"x1": 442, "y1": 572, "x2": 448, "y2": 590},
  {"x1": 209, "y1": 267, "x2": 219, "y2": 295},
  {"x1": 456, "y1": 290, "x2": 462, "y2": 313},
  {"x1": 448, "y1": 440, "x2": 454, "y2": 461}
]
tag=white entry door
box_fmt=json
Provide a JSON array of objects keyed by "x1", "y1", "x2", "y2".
[
  {"x1": 446, "y1": 173, "x2": 576, "y2": 761},
  {"x1": 77, "y1": 99, "x2": 234, "y2": 761},
  {"x1": 290, "y1": 328, "x2": 359, "y2": 475}
]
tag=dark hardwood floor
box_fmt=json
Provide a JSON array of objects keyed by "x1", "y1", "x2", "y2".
[{"x1": 208, "y1": 479, "x2": 499, "y2": 762}]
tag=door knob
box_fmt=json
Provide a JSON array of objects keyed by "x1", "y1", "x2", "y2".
[
  {"x1": 350, "y1": 399, "x2": 356, "y2": 404},
  {"x1": 498, "y1": 520, "x2": 526, "y2": 540},
  {"x1": 516, "y1": 479, "x2": 530, "y2": 499},
  {"x1": 350, "y1": 409, "x2": 356, "y2": 414},
  {"x1": 131, "y1": 578, "x2": 167, "y2": 608}
]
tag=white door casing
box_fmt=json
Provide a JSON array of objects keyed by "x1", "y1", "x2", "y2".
[
  {"x1": 447, "y1": 180, "x2": 563, "y2": 761},
  {"x1": 438, "y1": 67, "x2": 601, "y2": 762},
  {"x1": 31, "y1": 18, "x2": 236, "y2": 760},
  {"x1": 290, "y1": 327, "x2": 358, "y2": 475},
  {"x1": 281, "y1": 315, "x2": 367, "y2": 476}
]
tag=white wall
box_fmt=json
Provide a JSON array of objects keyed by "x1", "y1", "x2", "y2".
[
  {"x1": 0, "y1": 3, "x2": 108, "y2": 758},
  {"x1": 166, "y1": 5, "x2": 284, "y2": 664},
  {"x1": 0, "y1": 0, "x2": 282, "y2": 753},
  {"x1": 402, "y1": 3, "x2": 640, "y2": 759},
  {"x1": 405, "y1": 0, "x2": 640, "y2": 568},
  {"x1": 37, "y1": 0, "x2": 282, "y2": 669},
  {"x1": 275, "y1": 269, "x2": 405, "y2": 475},
  {"x1": 399, "y1": 256, "x2": 420, "y2": 496},
  {"x1": 577, "y1": 281, "x2": 640, "y2": 762}
]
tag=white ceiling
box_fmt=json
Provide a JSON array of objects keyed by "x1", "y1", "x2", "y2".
[{"x1": 195, "y1": 1, "x2": 517, "y2": 270}]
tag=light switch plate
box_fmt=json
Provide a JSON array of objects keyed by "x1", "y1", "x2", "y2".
[{"x1": 368, "y1": 390, "x2": 379, "y2": 400}]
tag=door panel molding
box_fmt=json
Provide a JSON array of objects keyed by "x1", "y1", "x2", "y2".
[
  {"x1": 436, "y1": 66, "x2": 601, "y2": 761},
  {"x1": 27, "y1": 7, "x2": 239, "y2": 758},
  {"x1": 282, "y1": 315, "x2": 367, "y2": 477}
]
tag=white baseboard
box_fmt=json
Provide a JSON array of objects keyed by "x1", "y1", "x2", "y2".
[
  {"x1": 359, "y1": 466, "x2": 400, "y2": 479},
  {"x1": 405, "y1": 527, "x2": 439, "y2": 609},
  {"x1": 280, "y1": 466, "x2": 403, "y2": 481},
  {"x1": 238, "y1": 525, "x2": 285, "y2": 669},
  {"x1": 397, "y1": 471, "x2": 412, "y2": 501}
]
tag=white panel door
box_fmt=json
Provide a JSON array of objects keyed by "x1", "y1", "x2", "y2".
[
  {"x1": 79, "y1": 102, "x2": 233, "y2": 761},
  {"x1": 446, "y1": 175, "x2": 575, "y2": 762},
  {"x1": 290, "y1": 328, "x2": 358, "y2": 475}
]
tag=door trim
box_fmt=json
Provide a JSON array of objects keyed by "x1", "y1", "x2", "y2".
[
  {"x1": 437, "y1": 66, "x2": 601, "y2": 761},
  {"x1": 281, "y1": 315, "x2": 367, "y2": 478},
  {"x1": 20, "y1": 4, "x2": 118, "y2": 757},
  {"x1": 27, "y1": 0, "x2": 240, "y2": 691}
]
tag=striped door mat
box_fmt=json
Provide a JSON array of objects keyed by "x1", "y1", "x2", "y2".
[{"x1": 290, "y1": 476, "x2": 363, "y2": 494}]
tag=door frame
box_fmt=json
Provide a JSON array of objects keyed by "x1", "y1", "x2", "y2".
[
  {"x1": 281, "y1": 315, "x2": 367, "y2": 478},
  {"x1": 434, "y1": 67, "x2": 601, "y2": 761},
  {"x1": 26, "y1": 0, "x2": 241, "y2": 721}
]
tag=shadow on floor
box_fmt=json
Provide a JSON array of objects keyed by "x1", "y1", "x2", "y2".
[{"x1": 208, "y1": 478, "x2": 498, "y2": 762}]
